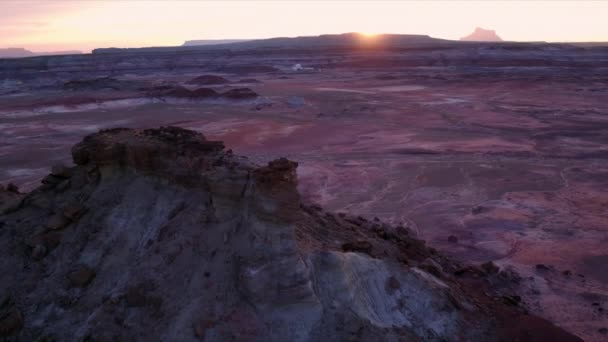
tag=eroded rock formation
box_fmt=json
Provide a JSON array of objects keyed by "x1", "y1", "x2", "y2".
[
  {"x1": 0, "y1": 127, "x2": 581, "y2": 341},
  {"x1": 146, "y1": 86, "x2": 258, "y2": 101}
]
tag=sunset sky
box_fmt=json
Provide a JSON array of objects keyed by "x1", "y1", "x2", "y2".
[{"x1": 1, "y1": 0, "x2": 607, "y2": 52}]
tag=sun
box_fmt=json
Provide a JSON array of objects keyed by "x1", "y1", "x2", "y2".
[{"x1": 359, "y1": 32, "x2": 378, "y2": 38}]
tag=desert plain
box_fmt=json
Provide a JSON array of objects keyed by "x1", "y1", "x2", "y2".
[{"x1": 1, "y1": 38, "x2": 607, "y2": 340}]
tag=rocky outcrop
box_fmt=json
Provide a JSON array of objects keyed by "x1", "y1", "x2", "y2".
[
  {"x1": 147, "y1": 86, "x2": 220, "y2": 100},
  {"x1": 0, "y1": 48, "x2": 81, "y2": 58},
  {"x1": 239, "y1": 78, "x2": 262, "y2": 84},
  {"x1": 0, "y1": 296, "x2": 23, "y2": 336},
  {"x1": 146, "y1": 86, "x2": 258, "y2": 101},
  {"x1": 221, "y1": 87, "x2": 259, "y2": 100},
  {"x1": 0, "y1": 183, "x2": 23, "y2": 215},
  {"x1": 2, "y1": 39, "x2": 606, "y2": 84},
  {"x1": 186, "y1": 75, "x2": 230, "y2": 85},
  {"x1": 63, "y1": 77, "x2": 136, "y2": 91},
  {"x1": 461, "y1": 27, "x2": 503, "y2": 42},
  {"x1": 0, "y1": 127, "x2": 581, "y2": 341}
]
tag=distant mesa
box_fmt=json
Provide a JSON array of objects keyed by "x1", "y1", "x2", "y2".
[
  {"x1": 182, "y1": 39, "x2": 250, "y2": 46},
  {"x1": 0, "y1": 48, "x2": 33, "y2": 58},
  {"x1": 239, "y1": 78, "x2": 262, "y2": 84},
  {"x1": 460, "y1": 27, "x2": 503, "y2": 42},
  {"x1": 94, "y1": 33, "x2": 446, "y2": 54},
  {"x1": 0, "y1": 48, "x2": 82, "y2": 58}
]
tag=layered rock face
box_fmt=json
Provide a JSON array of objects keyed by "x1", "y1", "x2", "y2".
[{"x1": 0, "y1": 127, "x2": 581, "y2": 341}]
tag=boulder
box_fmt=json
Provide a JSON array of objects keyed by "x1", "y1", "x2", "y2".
[
  {"x1": 0, "y1": 296, "x2": 23, "y2": 337},
  {"x1": 67, "y1": 265, "x2": 96, "y2": 288}
]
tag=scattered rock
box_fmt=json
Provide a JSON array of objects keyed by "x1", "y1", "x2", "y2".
[
  {"x1": 31, "y1": 244, "x2": 47, "y2": 260},
  {"x1": 6, "y1": 183, "x2": 19, "y2": 193},
  {"x1": 186, "y1": 75, "x2": 229, "y2": 85},
  {"x1": 287, "y1": 96, "x2": 306, "y2": 108},
  {"x1": 454, "y1": 266, "x2": 485, "y2": 278},
  {"x1": 254, "y1": 157, "x2": 298, "y2": 185},
  {"x1": 0, "y1": 184, "x2": 24, "y2": 214},
  {"x1": 481, "y1": 261, "x2": 500, "y2": 275},
  {"x1": 239, "y1": 78, "x2": 261, "y2": 84},
  {"x1": 63, "y1": 77, "x2": 123, "y2": 91},
  {"x1": 193, "y1": 320, "x2": 215, "y2": 339},
  {"x1": 599, "y1": 327, "x2": 608, "y2": 335},
  {"x1": 0, "y1": 127, "x2": 583, "y2": 342},
  {"x1": 420, "y1": 258, "x2": 444, "y2": 277},
  {"x1": 502, "y1": 295, "x2": 522, "y2": 306},
  {"x1": 124, "y1": 286, "x2": 148, "y2": 307},
  {"x1": 253, "y1": 102, "x2": 272, "y2": 111},
  {"x1": 63, "y1": 77, "x2": 143, "y2": 92},
  {"x1": 67, "y1": 265, "x2": 96, "y2": 288},
  {"x1": 471, "y1": 206, "x2": 489, "y2": 215},
  {"x1": 498, "y1": 267, "x2": 522, "y2": 284},
  {"x1": 26, "y1": 231, "x2": 62, "y2": 251},
  {"x1": 161, "y1": 86, "x2": 193, "y2": 98},
  {"x1": 535, "y1": 264, "x2": 551, "y2": 271},
  {"x1": 375, "y1": 74, "x2": 398, "y2": 80},
  {"x1": 122, "y1": 284, "x2": 162, "y2": 312},
  {"x1": 0, "y1": 296, "x2": 23, "y2": 337},
  {"x1": 191, "y1": 87, "x2": 220, "y2": 99},
  {"x1": 341, "y1": 241, "x2": 372, "y2": 254},
  {"x1": 385, "y1": 276, "x2": 401, "y2": 294},
  {"x1": 63, "y1": 203, "x2": 87, "y2": 220},
  {"x1": 51, "y1": 163, "x2": 71, "y2": 178},
  {"x1": 221, "y1": 87, "x2": 258, "y2": 100},
  {"x1": 45, "y1": 213, "x2": 71, "y2": 230},
  {"x1": 146, "y1": 85, "x2": 220, "y2": 100},
  {"x1": 41, "y1": 174, "x2": 63, "y2": 186}
]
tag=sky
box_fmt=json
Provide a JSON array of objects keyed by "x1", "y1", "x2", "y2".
[{"x1": 1, "y1": 0, "x2": 607, "y2": 52}]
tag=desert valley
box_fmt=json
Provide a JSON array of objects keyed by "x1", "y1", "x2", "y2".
[{"x1": 1, "y1": 32, "x2": 608, "y2": 341}]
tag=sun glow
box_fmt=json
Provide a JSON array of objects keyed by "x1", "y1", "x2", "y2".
[{"x1": 359, "y1": 32, "x2": 378, "y2": 38}]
